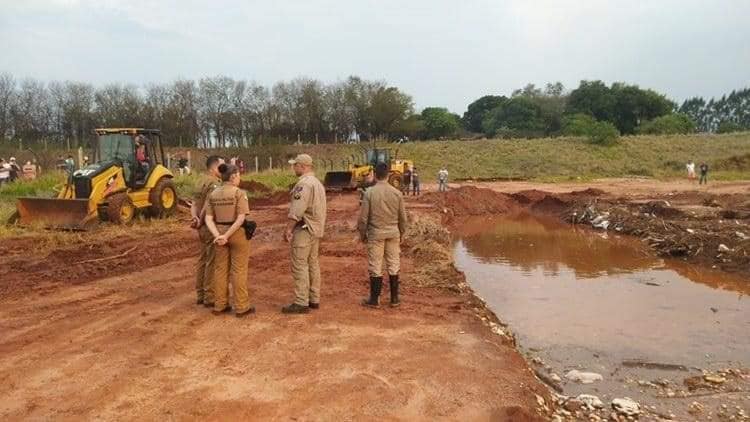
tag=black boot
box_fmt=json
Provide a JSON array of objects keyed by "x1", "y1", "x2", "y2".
[
  {"x1": 389, "y1": 274, "x2": 400, "y2": 307},
  {"x1": 361, "y1": 277, "x2": 382, "y2": 307}
]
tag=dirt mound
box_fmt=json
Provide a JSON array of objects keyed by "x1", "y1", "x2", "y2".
[
  {"x1": 0, "y1": 229, "x2": 196, "y2": 297},
  {"x1": 510, "y1": 190, "x2": 549, "y2": 205},
  {"x1": 530, "y1": 195, "x2": 571, "y2": 214},
  {"x1": 422, "y1": 186, "x2": 520, "y2": 217},
  {"x1": 569, "y1": 188, "x2": 605, "y2": 196},
  {"x1": 239, "y1": 180, "x2": 271, "y2": 193},
  {"x1": 252, "y1": 191, "x2": 288, "y2": 206}
]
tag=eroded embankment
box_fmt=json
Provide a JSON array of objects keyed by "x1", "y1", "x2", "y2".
[{"x1": 422, "y1": 186, "x2": 750, "y2": 279}]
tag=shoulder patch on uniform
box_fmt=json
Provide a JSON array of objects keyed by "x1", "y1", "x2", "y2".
[
  {"x1": 293, "y1": 192, "x2": 302, "y2": 200},
  {"x1": 293, "y1": 185, "x2": 304, "y2": 193}
]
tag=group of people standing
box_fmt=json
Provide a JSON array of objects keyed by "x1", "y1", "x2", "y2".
[
  {"x1": 0, "y1": 157, "x2": 41, "y2": 185},
  {"x1": 191, "y1": 153, "x2": 409, "y2": 317},
  {"x1": 686, "y1": 160, "x2": 709, "y2": 185}
]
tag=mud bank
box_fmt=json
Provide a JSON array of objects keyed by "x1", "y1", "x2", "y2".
[
  {"x1": 423, "y1": 185, "x2": 750, "y2": 421},
  {"x1": 424, "y1": 186, "x2": 750, "y2": 280}
]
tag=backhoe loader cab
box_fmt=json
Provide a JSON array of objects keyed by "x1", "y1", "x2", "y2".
[{"x1": 16, "y1": 128, "x2": 177, "y2": 229}]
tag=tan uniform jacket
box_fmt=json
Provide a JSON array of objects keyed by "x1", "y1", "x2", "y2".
[
  {"x1": 205, "y1": 183, "x2": 250, "y2": 233},
  {"x1": 288, "y1": 173, "x2": 327, "y2": 238},
  {"x1": 358, "y1": 180, "x2": 408, "y2": 241},
  {"x1": 194, "y1": 174, "x2": 220, "y2": 221}
]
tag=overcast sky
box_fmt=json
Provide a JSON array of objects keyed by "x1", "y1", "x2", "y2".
[{"x1": 1, "y1": 0, "x2": 748, "y2": 113}]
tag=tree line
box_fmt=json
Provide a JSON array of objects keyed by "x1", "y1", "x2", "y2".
[
  {"x1": 443, "y1": 81, "x2": 750, "y2": 144},
  {"x1": 679, "y1": 88, "x2": 750, "y2": 134},
  {"x1": 0, "y1": 73, "x2": 413, "y2": 148},
  {"x1": 0, "y1": 71, "x2": 747, "y2": 149}
]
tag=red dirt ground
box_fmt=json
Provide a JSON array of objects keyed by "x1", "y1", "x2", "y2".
[{"x1": 0, "y1": 192, "x2": 548, "y2": 421}]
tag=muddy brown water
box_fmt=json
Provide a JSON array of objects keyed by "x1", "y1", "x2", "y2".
[{"x1": 454, "y1": 213, "x2": 750, "y2": 414}]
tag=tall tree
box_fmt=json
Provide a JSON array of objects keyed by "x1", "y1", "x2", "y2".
[{"x1": 462, "y1": 95, "x2": 507, "y2": 133}]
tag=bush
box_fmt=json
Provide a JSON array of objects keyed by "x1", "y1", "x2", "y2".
[
  {"x1": 716, "y1": 121, "x2": 744, "y2": 134},
  {"x1": 587, "y1": 121, "x2": 620, "y2": 145},
  {"x1": 561, "y1": 113, "x2": 598, "y2": 136},
  {"x1": 637, "y1": 113, "x2": 696, "y2": 135},
  {"x1": 562, "y1": 114, "x2": 620, "y2": 144}
]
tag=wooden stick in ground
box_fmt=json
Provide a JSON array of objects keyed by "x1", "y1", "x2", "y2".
[{"x1": 75, "y1": 246, "x2": 138, "y2": 265}]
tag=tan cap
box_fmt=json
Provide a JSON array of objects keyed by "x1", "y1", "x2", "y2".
[{"x1": 288, "y1": 154, "x2": 313, "y2": 166}]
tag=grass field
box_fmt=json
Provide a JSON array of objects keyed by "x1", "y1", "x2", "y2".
[
  {"x1": 155, "y1": 132, "x2": 750, "y2": 182},
  {"x1": 298, "y1": 132, "x2": 750, "y2": 182}
]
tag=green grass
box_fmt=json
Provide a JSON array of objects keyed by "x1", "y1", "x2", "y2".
[
  {"x1": 169, "y1": 132, "x2": 750, "y2": 182},
  {"x1": 173, "y1": 169, "x2": 297, "y2": 200},
  {"x1": 0, "y1": 173, "x2": 66, "y2": 200}
]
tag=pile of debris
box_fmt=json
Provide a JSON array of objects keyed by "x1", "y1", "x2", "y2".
[{"x1": 569, "y1": 200, "x2": 750, "y2": 275}]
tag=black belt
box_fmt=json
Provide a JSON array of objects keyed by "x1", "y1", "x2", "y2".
[{"x1": 215, "y1": 221, "x2": 235, "y2": 225}]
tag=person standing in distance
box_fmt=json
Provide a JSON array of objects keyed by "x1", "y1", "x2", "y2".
[
  {"x1": 359, "y1": 162, "x2": 408, "y2": 307},
  {"x1": 437, "y1": 166, "x2": 449, "y2": 192},
  {"x1": 204, "y1": 163, "x2": 255, "y2": 317},
  {"x1": 282, "y1": 154, "x2": 327, "y2": 314},
  {"x1": 191, "y1": 155, "x2": 223, "y2": 306},
  {"x1": 699, "y1": 162, "x2": 709, "y2": 185}
]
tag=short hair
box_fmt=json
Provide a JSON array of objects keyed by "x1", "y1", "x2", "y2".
[
  {"x1": 375, "y1": 162, "x2": 389, "y2": 180},
  {"x1": 218, "y1": 163, "x2": 239, "y2": 181},
  {"x1": 206, "y1": 155, "x2": 221, "y2": 169}
]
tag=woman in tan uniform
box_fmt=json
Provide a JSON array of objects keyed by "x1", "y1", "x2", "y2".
[{"x1": 204, "y1": 163, "x2": 254, "y2": 317}]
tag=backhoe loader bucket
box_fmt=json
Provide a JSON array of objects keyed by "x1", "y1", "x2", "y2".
[
  {"x1": 16, "y1": 198, "x2": 94, "y2": 230},
  {"x1": 324, "y1": 171, "x2": 355, "y2": 190}
]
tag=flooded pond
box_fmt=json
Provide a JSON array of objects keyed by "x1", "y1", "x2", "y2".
[{"x1": 453, "y1": 213, "x2": 750, "y2": 415}]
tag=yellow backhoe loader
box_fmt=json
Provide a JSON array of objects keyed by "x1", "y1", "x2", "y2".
[
  {"x1": 16, "y1": 128, "x2": 177, "y2": 229},
  {"x1": 324, "y1": 148, "x2": 413, "y2": 191}
]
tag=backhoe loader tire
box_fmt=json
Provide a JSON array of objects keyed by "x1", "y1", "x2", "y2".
[
  {"x1": 149, "y1": 178, "x2": 177, "y2": 218},
  {"x1": 106, "y1": 193, "x2": 136, "y2": 225},
  {"x1": 388, "y1": 173, "x2": 402, "y2": 190}
]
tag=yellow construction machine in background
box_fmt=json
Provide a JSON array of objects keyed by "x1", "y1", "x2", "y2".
[
  {"x1": 16, "y1": 128, "x2": 177, "y2": 229},
  {"x1": 324, "y1": 148, "x2": 413, "y2": 191}
]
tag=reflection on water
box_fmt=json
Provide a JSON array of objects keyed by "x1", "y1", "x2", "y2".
[
  {"x1": 459, "y1": 215, "x2": 658, "y2": 279},
  {"x1": 454, "y1": 214, "x2": 750, "y2": 372}
]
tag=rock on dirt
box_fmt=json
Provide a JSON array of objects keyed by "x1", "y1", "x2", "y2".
[
  {"x1": 611, "y1": 397, "x2": 640, "y2": 416},
  {"x1": 565, "y1": 369, "x2": 603, "y2": 384},
  {"x1": 576, "y1": 394, "x2": 604, "y2": 409}
]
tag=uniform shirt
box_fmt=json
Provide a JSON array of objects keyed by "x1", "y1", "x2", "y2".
[
  {"x1": 438, "y1": 169, "x2": 448, "y2": 181},
  {"x1": 700, "y1": 164, "x2": 708, "y2": 174},
  {"x1": 193, "y1": 173, "x2": 220, "y2": 220},
  {"x1": 288, "y1": 173, "x2": 327, "y2": 238},
  {"x1": 0, "y1": 163, "x2": 9, "y2": 180},
  {"x1": 358, "y1": 180, "x2": 408, "y2": 241},
  {"x1": 205, "y1": 183, "x2": 250, "y2": 233}
]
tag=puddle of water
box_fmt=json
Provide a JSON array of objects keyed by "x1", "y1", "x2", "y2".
[{"x1": 454, "y1": 213, "x2": 750, "y2": 405}]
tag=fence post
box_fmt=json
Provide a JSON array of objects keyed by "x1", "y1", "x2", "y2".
[
  {"x1": 66, "y1": 137, "x2": 70, "y2": 151},
  {"x1": 77, "y1": 147, "x2": 84, "y2": 169},
  {"x1": 19, "y1": 138, "x2": 22, "y2": 150},
  {"x1": 166, "y1": 152, "x2": 171, "y2": 169},
  {"x1": 315, "y1": 133, "x2": 319, "y2": 145},
  {"x1": 255, "y1": 156, "x2": 259, "y2": 173},
  {"x1": 187, "y1": 150, "x2": 192, "y2": 171},
  {"x1": 43, "y1": 138, "x2": 48, "y2": 150},
  {"x1": 269, "y1": 156, "x2": 272, "y2": 170}
]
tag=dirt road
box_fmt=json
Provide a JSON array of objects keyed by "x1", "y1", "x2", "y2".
[{"x1": 0, "y1": 193, "x2": 547, "y2": 421}]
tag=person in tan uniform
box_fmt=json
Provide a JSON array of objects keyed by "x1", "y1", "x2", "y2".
[
  {"x1": 359, "y1": 162, "x2": 408, "y2": 307},
  {"x1": 191, "y1": 155, "x2": 223, "y2": 306},
  {"x1": 204, "y1": 163, "x2": 255, "y2": 317},
  {"x1": 282, "y1": 154, "x2": 327, "y2": 314}
]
